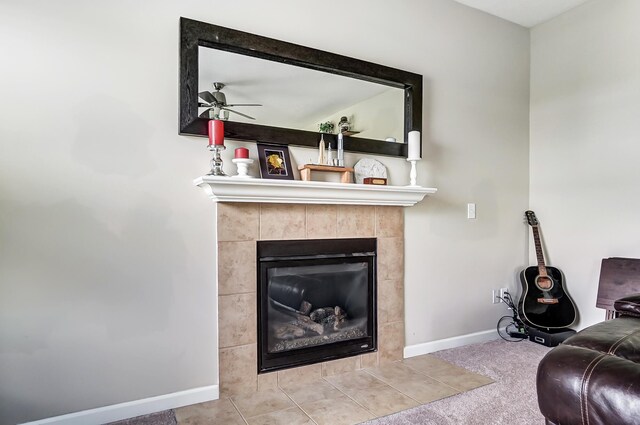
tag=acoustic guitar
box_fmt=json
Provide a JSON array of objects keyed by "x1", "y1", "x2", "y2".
[{"x1": 519, "y1": 211, "x2": 577, "y2": 329}]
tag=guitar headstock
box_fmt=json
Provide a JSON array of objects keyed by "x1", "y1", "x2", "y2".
[{"x1": 525, "y1": 210, "x2": 539, "y2": 227}]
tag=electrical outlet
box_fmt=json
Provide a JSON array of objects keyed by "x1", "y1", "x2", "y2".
[
  {"x1": 499, "y1": 288, "x2": 509, "y2": 300},
  {"x1": 492, "y1": 288, "x2": 509, "y2": 304}
]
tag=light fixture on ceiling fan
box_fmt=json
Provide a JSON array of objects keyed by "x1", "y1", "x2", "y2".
[{"x1": 198, "y1": 82, "x2": 262, "y2": 120}]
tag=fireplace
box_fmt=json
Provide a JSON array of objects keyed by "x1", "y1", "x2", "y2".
[
  {"x1": 257, "y1": 238, "x2": 377, "y2": 373},
  {"x1": 203, "y1": 202, "x2": 408, "y2": 396}
]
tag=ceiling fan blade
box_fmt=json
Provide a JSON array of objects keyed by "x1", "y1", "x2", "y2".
[
  {"x1": 198, "y1": 102, "x2": 212, "y2": 108},
  {"x1": 198, "y1": 91, "x2": 216, "y2": 104},
  {"x1": 225, "y1": 103, "x2": 263, "y2": 107},
  {"x1": 222, "y1": 107, "x2": 255, "y2": 120},
  {"x1": 212, "y1": 91, "x2": 227, "y2": 104}
]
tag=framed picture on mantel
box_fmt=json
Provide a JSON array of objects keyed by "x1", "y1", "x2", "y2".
[{"x1": 257, "y1": 143, "x2": 294, "y2": 180}]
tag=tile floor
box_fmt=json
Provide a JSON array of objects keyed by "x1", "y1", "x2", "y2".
[{"x1": 174, "y1": 354, "x2": 493, "y2": 425}]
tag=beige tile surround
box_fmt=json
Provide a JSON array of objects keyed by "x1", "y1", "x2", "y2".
[{"x1": 216, "y1": 203, "x2": 405, "y2": 397}]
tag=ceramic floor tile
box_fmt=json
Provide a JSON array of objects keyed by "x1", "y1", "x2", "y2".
[
  {"x1": 360, "y1": 352, "x2": 379, "y2": 369},
  {"x1": 231, "y1": 388, "x2": 295, "y2": 419},
  {"x1": 280, "y1": 379, "x2": 342, "y2": 405},
  {"x1": 277, "y1": 363, "x2": 323, "y2": 387},
  {"x1": 341, "y1": 383, "x2": 419, "y2": 417},
  {"x1": 402, "y1": 354, "x2": 465, "y2": 375},
  {"x1": 321, "y1": 356, "x2": 360, "y2": 377},
  {"x1": 427, "y1": 368, "x2": 494, "y2": 392},
  {"x1": 174, "y1": 398, "x2": 245, "y2": 425},
  {"x1": 366, "y1": 361, "x2": 461, "y2": 403},
  {"x1": 403, "y1": 355, "x2": 494, "y2": 392},
  {"x1": 365, "y1": 361, "x2": 422, "y2": 384},
  {"x1": 177, "y1": 357, "x2": 493, "y2": 424},
  {"x1": 323, "y1": 370, "x2": 386, "y2": 392},
  {"x1": 385, "y1": 375, "x2": 460, "y2": 404},
  {"x1": 300, "y1": 396, "x2": 374, "y2": 425},
  {"x1": 246, "y1": 407, "x2": 314, "y2": 425},
  {"x1": 257, "y1": 372, "x2": 278, "y2": 391}
]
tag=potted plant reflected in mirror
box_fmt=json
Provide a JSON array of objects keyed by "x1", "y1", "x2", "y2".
[
  {"x1": 318, "y1": 121, "x2": 335, "y2": 134},
  {"x1": 257, "y1": 143, "x2": 294, "y2": 180}
]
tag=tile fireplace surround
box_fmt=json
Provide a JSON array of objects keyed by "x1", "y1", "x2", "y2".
[{"x1": 198, "y1": 177, "x2": 437, "y2": 398}]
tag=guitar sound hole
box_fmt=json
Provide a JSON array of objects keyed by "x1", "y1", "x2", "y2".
[{"x1": 535, "y1": 276, "x2": 553, "y2": 291}]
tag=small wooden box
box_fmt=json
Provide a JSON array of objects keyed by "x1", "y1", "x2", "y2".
[
  {"x1": 363, "y1": 177, "x2": 387, "y2": 185},
  {"x1": 298, "y1": 164, "x2": 354, "y2": 183}
]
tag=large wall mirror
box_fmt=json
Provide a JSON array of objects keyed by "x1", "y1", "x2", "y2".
[{"x1": 179, "y1": 18, "x2": 422, "y2": 157}]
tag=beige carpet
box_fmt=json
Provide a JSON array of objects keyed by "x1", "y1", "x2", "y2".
[{"x1": 363, "y1": 339, "x2": 550, "y2": 424}]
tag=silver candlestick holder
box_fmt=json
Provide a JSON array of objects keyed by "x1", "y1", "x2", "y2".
[
  {"x1": 407, "y1": 158, "x2": 419, "y2": 187},
  {"x1": 208, "y1": 144, "x2": 227, "y2": 176}
]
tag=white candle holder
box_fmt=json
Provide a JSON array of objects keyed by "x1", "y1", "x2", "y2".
[
  {"x1": 232, "y1": 158, "x2": 254, "y2": 178},
  {"x1": 407, "y1": 158, "x2": 420, "y2": 187},
  {"x1": 208, "y1": 145, "x2": 227, "y2": 176}
]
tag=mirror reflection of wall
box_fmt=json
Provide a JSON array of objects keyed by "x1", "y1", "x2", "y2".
[
  {"x1": 308, "y1": 89, "x2": 404, "y2": 143},
  {"x1": 198, "y1": 47, "x2": 405, "y2": 143}
]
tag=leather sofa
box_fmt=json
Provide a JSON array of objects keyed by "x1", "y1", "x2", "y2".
[{"x1": 537, "y1": 294, "x2": 640, "y2": 425}]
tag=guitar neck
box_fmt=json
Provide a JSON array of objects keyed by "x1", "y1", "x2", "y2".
[{"x1": 531, "y1": 225, "x2": 548, "y2": 276}]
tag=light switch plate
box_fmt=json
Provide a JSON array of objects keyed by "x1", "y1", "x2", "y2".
[{"x1": 467, "y1": 203, "x2": 476, "y2": 219}]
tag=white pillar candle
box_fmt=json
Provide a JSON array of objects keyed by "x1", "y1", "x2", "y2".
[{"x1": 407, "y1": 130, "x2": 421, "y2": 160}]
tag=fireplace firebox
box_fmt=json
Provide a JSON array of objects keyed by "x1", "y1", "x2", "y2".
[{"x1": 257, "y1": 238, "x2": 377, "y2": 373}]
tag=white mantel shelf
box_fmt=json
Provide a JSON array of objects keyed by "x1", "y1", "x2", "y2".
[{"x1": 194, "y1": 176, "x2": 437, "y2": 207}]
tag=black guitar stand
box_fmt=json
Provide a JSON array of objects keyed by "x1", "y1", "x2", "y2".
[{"x1": 496, "y1": 291, "x2": 529, "y2": 342}]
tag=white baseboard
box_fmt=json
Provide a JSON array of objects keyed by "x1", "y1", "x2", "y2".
[
  {"x1": 404, "y1": 329, "x2": 499, "y2": 358},
  {"x1": 21, "y1": 385, "x2": 219, "y2": 425}
]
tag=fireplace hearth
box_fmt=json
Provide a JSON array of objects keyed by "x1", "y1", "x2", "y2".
[{"x1": 258, "y1": 238, "x2": 377, "y2": 373}]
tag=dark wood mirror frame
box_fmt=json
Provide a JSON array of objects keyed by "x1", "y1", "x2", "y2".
[{"x1": 179, "y1": 17, "x2": 422, "y2": 157}]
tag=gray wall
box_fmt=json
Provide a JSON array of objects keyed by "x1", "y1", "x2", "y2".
[
  {"x1": 0, "y1": 0, "x2": 530, "y2": 423},
  {"x1": 530, "y1": 0, "x2": 640, "y2": 329}
]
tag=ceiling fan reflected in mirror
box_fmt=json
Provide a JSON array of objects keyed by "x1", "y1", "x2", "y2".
[{"x1": 198, "y1": 82, "x2": 262, "y2": 120}]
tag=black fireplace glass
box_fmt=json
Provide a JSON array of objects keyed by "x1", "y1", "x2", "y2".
[{"x1": 257, "y1": 238, "x2": 376, "y2": 373}]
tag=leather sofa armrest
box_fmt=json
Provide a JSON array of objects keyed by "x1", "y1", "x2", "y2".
[{"x1": 614, "y1": 293, "x2": 640, "y2": 316}]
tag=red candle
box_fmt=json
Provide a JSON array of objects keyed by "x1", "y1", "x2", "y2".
[
  {"x1": 234, "y1": 147, "x2": 249, "y2": 159},
  {"x1": 208, "y1": 119, "x2": 224, "y2": 146}
]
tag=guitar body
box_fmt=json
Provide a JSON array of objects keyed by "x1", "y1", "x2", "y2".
[{"x1": 519, "y1": 266, "x2": 577, "y2": 329}]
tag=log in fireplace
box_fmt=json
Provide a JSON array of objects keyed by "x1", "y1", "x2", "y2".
[{"x1": 257, "y1": 238, "x2": 377, "y2": 373}]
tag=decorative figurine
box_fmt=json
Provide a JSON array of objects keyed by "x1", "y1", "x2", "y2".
[{"x1": 338, "y1": 116, "x2": 351, "y2": 133}]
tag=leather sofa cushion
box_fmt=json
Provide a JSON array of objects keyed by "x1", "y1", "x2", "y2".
[
  {"x1": 561, "y1": 316, "x2": 640, "y2": 363},
  {"x1": 538, "y1": 316, "x2": 640, "y2": 425},
  {"x1": 614, "y1": 293, "x2": 640, "y2": 316},
  {"x1": 537, "y1": 344, "x2": 640, "y2": 425},
  {"x1": 537, "y1": 293, "x2": 640, "y2": 425}
]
